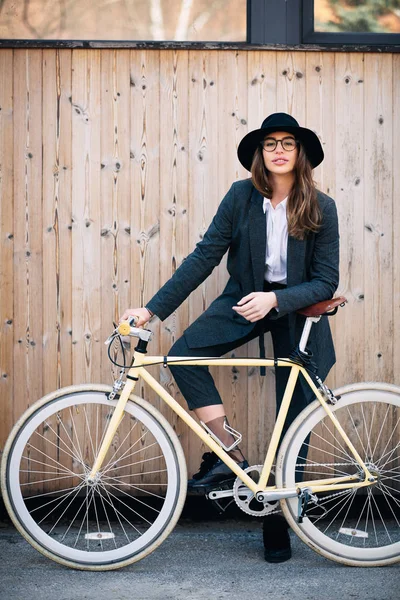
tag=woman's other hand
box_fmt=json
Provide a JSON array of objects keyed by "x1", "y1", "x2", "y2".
[
  {"x1": 119, "y1": 307, "x2": 153, "y2": 328},
  {"x1": 232, "y1": 292, "x2": 278, "y2": 322}
]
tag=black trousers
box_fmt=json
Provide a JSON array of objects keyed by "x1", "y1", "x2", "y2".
[{"x1": 168, "y1": 285, "x2": 310, "y2": 442}]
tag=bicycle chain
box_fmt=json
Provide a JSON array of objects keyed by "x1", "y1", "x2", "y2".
[
  {"x1": 293, "y1": 462, "x2": 360, "y2": 504},
  {"x1": 294, "y1": 462, "x2": 354, "y2": 467},
  {"x1": 232, "y1": 462, "x2": 358, "y2": 518}
]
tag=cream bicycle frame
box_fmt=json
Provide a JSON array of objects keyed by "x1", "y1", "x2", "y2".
[{"x1": 89, "y1": 350, "x2": 376, "y2": 498}]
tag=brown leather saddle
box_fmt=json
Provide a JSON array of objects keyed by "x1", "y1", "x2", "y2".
[{"x1": 297, "y1": 296, "x2": 348, "y2": 317}]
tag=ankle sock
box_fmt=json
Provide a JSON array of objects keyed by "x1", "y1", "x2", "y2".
[{"x1": 204, "y1": 416, "x2": 245, "y2": 463}]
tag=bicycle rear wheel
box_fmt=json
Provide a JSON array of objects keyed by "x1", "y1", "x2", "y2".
[
  {"x1": 277, "y1": 383, "x2": 400, "y2": 566},
  {"x1": 1, "y1": 385, "x2": 187, "y2": 570}
]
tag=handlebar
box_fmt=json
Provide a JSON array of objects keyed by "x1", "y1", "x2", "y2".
[{"x1": 104, "y1": 317, "x2": 153, "y2": 345}]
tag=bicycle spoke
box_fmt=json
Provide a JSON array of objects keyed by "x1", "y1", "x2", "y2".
[
  {"x1": 52, "y1": 414, "x2": 85, "y2": 469},
  {"x1": 100, "y1": 430, "x2": 151, "y2": 476},
  {"x1": 319, "y1": 420, "x2": 355, "y2": 463},
  {"x1": 83, "y1": 405, "x2": 97, "y2": 465},
  {"x1": 377, "y1": 451, "x2": 400, "y2": 471},
  {"x1": 363, "y1": 402, "x2": 377, "y2": 460},
  {"x1": 345, "y1": 406, "x2": 368, "y2": 461},
  {"x1": 309, "y1": 490, "x2": 354, "y2": 526},
  {"x1": 97, "y1": 483, "x2": 140, "y2": 540},
  {"x1": 378, "y1": 482, "x2": 400, "y2": 511},
  {"x1": 95, "y1": 404, "x2": 100, "y2": 457},
  {"x1": 20, "y1": 473, "x2": 78, "y2": 487},
  {"x1": 96, "y1": 487, "x2": 118, "y2": 550},
  {"x1": 68, "y1": 407, "x2": 86, "y2": 466},
  {"x1": 371, "y1": 406, "x2": 395, "y2": 461},
  {"x1": 301, "y1": 434, "x2": 354, "y2": 465},
  {"x1": 368, "y1": 490, "x2": 379, "y2": 546},
  {"x1": 103, "y1": 474, "x2": 165, "y2": 502},
  {"x1": 70, "y1": 487, "x2": 96, "y2": 549},
  {"x1": 101, "y1": 469, "x2": 167, "y2": 483},
  {"x1": 91, "y1": 486, "x2": 103, "y2": 552},
  {"x1": 32, "y1": 429, "x2": 83, "y2": 466},
  {"x1": 91, "y1": 405, "x2": 114, "y2": 464},
  {"x1": 323, "y1": 489, "x2": 357, "y2": 534},
  {"x1": 39, "y1": 481, "x2": 87, "y2": 530},
  {"x1": 27, "y1": 484, "x2": 86, "y2": 511},
  {"x1": 101, "y1": 482, "x2": 155, "y2": 524},
  {"x1": 375, "y1": 439, "x2": 400, "y2": 470},
  {"x1": 369, "y1": 489, "x2": 395, "y2": 544},
  {"x1": 21, "y1": 454, "x2": 75, "y2": 476},
  {"x1": 104, "y1": 455, "x2": 166, "y2": 476},
  {"x1": 24, "y1": 441, "x2": 83, "y2": 475},
  {"x1": 98, "y1": 419, "x2": 140, "y2": 474}
]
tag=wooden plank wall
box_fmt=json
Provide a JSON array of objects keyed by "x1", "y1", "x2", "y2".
[{"x1": 0, "y1": 49, "x2": 399, "y2": 474}]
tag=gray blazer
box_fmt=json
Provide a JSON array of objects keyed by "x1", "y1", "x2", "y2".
[{"x1": 147, "y1": 178, "x2": 339, "y2": 380}]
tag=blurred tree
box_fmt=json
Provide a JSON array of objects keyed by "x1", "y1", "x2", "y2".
[{"x1": 317, "y1": 0, "x2": 400, "y2": 33}]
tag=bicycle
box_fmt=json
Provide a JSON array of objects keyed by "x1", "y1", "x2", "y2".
[{"x1": 1, "y1": 297, "x2": 399, "y2": 570}]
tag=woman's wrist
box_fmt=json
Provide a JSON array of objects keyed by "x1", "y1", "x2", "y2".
[
  {"x1": 145, "y1": 307, "x2": 154, "y2": 318},
  {"x1": 270, "y1": 292, "x2": 278, "y2": 309}
]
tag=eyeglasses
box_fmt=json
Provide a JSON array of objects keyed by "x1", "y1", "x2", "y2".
[{"x1": 260, "y1": 137, "x2": 298, "y2": 152}]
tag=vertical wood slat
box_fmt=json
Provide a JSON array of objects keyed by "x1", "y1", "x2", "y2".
[
  {"x1": 363, "y1": 54, "x2": 394, "y2": 384},
  {"x1": 129, "y1": 50, "x2": 162, "y2": 479},
  {"x1": 333, "y1": 53, "x2": 365, "y2": 387},
  {"x1": 71, "y1": 50, "x2": 102, "y2": 384},
  {"x1": 393, "y1": 55, "x2": 400, "y2": 380},
  {"x1": 215, "y1": 50, "x2": 249, "y2": 461},
  {"x1": 42, "y1": 49, "x2": 73, "y2": 394},
  {"x1": 13, "y1": 50, "x2": 44, "y2": 421},
  {"x1": 305, "y1": 51, "x2": 337, "y2": 387},
  {"x1": 129, "y1": 49, "x2": 161, "y2": 431},
  {"x1": 100, "y1": 50, "x2": 131, "y2": 383},
  {"x1": 246, "y1": 51, "x2": 277, "y2": 466},
  {"x1": 1, "y1": 48, "x2": 399, "y2": 486},
  {"x1": 276, "y1": 52, "x2": 306, "y2": 125},
  {"x1": 158, "y1": 50, "x2": 190, "y2": 458},
  {"x1": 0, "y1": 49, "x2": 14, "y2": 448},
  {"x1": 187, "y1": 50, "x2": 220, "y2": 466},
  {"x1": 58, "y1": 50, "x2": 73, "y2": 390}
]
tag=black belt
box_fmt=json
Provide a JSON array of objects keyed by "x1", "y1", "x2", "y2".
[{"x1": 263, "y1": 281, "x2": 287, "y2": 292}]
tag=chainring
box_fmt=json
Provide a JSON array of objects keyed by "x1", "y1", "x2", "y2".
[{"x1": 233, "y1": 465, "x2": 280, "y2": 517}]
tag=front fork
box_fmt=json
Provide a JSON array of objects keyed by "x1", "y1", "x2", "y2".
[{"x1": 87, "y1": 363, "x2": 140, "y2": 482}]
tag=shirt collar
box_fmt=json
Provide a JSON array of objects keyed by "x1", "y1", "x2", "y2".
[{"x1": 262, "y1": 196, "x2": 288, "y2": 214}]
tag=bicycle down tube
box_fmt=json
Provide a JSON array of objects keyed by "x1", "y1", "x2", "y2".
[{"x1": 89, "y1": 351, "x2": 376, "y2": 497}]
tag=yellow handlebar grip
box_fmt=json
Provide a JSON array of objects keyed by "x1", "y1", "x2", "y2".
[{"x1": 118, "y1": 321, "x2": 132, "y2": 336}]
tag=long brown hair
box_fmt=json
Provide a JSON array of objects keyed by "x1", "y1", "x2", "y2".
[{"x1": 251, "y1": 142, "x2": 321, "y2": 240}]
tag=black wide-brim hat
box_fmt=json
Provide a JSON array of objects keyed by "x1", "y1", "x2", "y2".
[{"x1": 237, "y1": 112, "x2": 324, "y2": 171}]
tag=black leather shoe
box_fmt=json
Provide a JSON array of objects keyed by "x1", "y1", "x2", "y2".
[
  {"x1": 263, "y1": 514, "x2": 292, "y2": 563},
  {"x1": 188, "y1": 452, "x2": 249, "y2": 490}
]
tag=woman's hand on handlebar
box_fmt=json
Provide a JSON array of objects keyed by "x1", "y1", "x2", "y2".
[{"x1": 119, "y1": 307, "x2": 152, "y2": 328}]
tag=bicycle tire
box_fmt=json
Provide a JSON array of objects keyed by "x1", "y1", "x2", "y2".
[
  {"x1": 276, "y1": 382, "x2": 400, "y2": 567},
  {"x1": 1, "y1": 384, "x2": 187, "y2": 571}
]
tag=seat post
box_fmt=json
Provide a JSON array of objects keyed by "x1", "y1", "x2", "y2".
[{"x1": 299, "y1": 316, "x2": 321, "y2": 353}]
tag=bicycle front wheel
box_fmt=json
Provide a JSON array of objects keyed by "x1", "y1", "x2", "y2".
[
  {"x1": 1, "y1": 385, "x2": 187, "y2": 570},
  {"x1": 277, "y1": 383, "x2": 400, "y2": 567}
]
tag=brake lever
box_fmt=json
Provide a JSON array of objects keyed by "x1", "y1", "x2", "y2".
[
  {"x1": 104, "y1": 316, "x2": 138, "y2": 345},
  {"x1": 104, "y1": 330, "x2": 118, "y2": 346}
]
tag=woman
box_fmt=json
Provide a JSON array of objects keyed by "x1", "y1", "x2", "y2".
[{"x1": 121, "y1": 112, "x2": 340, "y2": 562}]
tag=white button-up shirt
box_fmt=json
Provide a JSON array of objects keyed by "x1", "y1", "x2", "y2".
[{"x1": 262, "y1": 197, "x2": 288, "y2": 284}]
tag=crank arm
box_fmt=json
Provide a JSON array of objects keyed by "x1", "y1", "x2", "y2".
[
  {"x1": 256, "y1": 488, "x2": 299, "y2": 502},
  {"x1": 207, "y1": 489, "x2": 235, "y2": 500}
]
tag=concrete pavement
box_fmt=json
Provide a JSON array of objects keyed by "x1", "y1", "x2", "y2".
[{"x1": 0, "y1": 512, "x2": 398, "y2": 600}]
